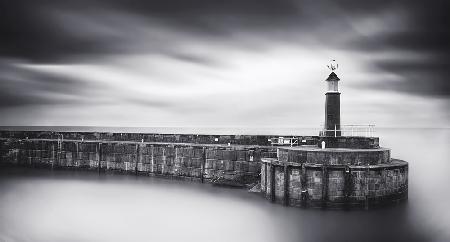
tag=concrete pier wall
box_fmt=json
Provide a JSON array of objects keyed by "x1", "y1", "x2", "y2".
[
  {"x1": 0, "y1": 131, "x2": 408, "y2": 209},
  {"x1": 318, "y1": 136, "x2": 379, "y2": 149},
  {"x1": 261, "y1": 158, "x2": 408, "y2": 208},
  {"x1": 0, "y1": 137, "x2": 277, "y2": 184},
  {"x1": 0, "y1": 131, "x2": 320, "y2": 146},
  {"x1": 278, "y1": 147, "x2": 391, "y2": 165}
]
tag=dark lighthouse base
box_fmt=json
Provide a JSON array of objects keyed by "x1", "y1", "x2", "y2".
[{"x1": 325, "y1": 92, "x2": 341, "y2": 137}]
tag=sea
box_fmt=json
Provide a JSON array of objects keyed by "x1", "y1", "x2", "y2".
[{"x1": 0, "y1": 127, "x2": 449, "y2": 242}]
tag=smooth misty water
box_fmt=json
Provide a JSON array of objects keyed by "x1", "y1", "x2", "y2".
[{"x1": 0, "y1": 128, "x2": 449, "y2": 242}]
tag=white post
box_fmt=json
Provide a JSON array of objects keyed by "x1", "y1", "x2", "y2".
[
  {"x1": 334, "y1": 125, "x2": 337, "y2": 137},
  {"x1": 321, "y1": 141, "x2": 326, "y2": 149}
]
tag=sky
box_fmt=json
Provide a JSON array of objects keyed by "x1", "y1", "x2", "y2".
[{"x1": 0, "y1": 0, "x2": 449, "y2": 128}]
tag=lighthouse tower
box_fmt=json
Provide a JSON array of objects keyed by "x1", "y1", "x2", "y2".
[{"x1": 324, "y1": 60, "x2": 341, "y2": 137}]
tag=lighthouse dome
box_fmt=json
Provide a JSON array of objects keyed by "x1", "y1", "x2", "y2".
[{"x1": 326, "y1": 72, "x2": 340, "y2": 82}]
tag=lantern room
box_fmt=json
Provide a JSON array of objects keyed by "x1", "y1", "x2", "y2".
[{"x1": 326, "y1": 72, "x2": 340, "y2": 93}]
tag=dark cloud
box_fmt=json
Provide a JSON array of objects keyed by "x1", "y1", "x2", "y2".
[
  {"x1": 348, "y1": 1, "x2": 450, "y2": 97},
  {"x1": 0, "y1": 0, "x2": 300, "y2": 63},
  {"x1": 0, "y1": 0, "x2": 449, "y2": 101},
  {"x1": 0, "y1": 61, "x2": 99, "y2": 107},
  {"x1": 0, "y1": 60, "x2": 175, "y2": 109},
  {"x1": 367, "y1": 60, "x2": 450, "y2": 97},
  {"x1": 0, "y1": 0, "x2": 396, "y2": 62},
  {"x1": 0, "y1": 1, "x2": 104, "y2": 62},
  {"x1": 112, "y1": 0, "x2": 299, "y2": 14}
]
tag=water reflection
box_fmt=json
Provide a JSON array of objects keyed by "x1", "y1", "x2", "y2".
[{"x1": 0, "y1": 129, "x2": 449, "y2": 242}]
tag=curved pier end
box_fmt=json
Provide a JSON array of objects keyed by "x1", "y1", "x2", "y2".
[
  {"x1": 260, "y1": 145, "x2": 408, "y2": 209},
  {"x1": 0, "y1": 131, "x2": 408, "y2": 209}
]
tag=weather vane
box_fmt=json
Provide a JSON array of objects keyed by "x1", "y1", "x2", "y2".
[{"x1": 327, "y1": 59, "x2": 338, "y2": 72}]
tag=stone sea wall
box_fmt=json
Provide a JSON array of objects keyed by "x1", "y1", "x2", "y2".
[
  {"x1": 261, "y1": 154, "x2": 408, "y2": 208},
  {"x1": 0, "y1": 136, "x2": 278, "y2": 185},
  {"x1": 318, "y1": 136, "x2": 379, "y2": 149},
  {"x1": 277, "y1": 147, "x2": 391, "y2": 165},
  {"x1": 0, "y1": 131, "x2": 319, "y2": 146},
  {"x1": 0, "y1": 131, "x2": 408, "y2": 209}
]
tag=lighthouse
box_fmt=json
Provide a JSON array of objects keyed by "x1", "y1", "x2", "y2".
[{"x1": 324, "y1": 60, "x2": 341, "y2": 137}]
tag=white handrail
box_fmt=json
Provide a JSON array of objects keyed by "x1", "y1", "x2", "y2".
[
  {"x1": 268, "y1": 137, "x2": 299, "y2": 146},
  {"x1": 323, "y1": 124, "x2": 375, "y2": 137}
]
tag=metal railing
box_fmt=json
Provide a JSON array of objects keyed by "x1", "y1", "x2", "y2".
[
  {"x1": 321, "y1": 125, "x2": 375, "y2": 137},
  {"x1": 268, "y1": 137, "x2": 299, "y2": 146}
]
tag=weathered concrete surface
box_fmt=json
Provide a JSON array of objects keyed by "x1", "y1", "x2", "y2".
[
  {"x1": 278, "y1": 146, "x2": 391, "y2": 165},
  {"x1": 261, "y1": 157, "x2": 408, "y2": 208},
  {"x1": 0, "y1": 131, "x2": 320, "y2": 146},
  {"x1": 0, "y1": 137, "x2": 277, "y2": 186},
  {"x1": 0, "y1": 131, "x2": 408, "y2": 209},
  {"x1": 318, "y1": 136, "x2": 379, "y2": 149}
]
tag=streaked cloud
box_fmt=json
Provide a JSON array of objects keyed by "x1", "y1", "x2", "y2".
[{"x1": 0, "y1": 0, "x2": 448, "y2": 127}]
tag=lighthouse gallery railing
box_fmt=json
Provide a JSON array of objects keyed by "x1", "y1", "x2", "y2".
[{"x1": 321, "y1": 124, "x2": 375, "y2": 137}]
